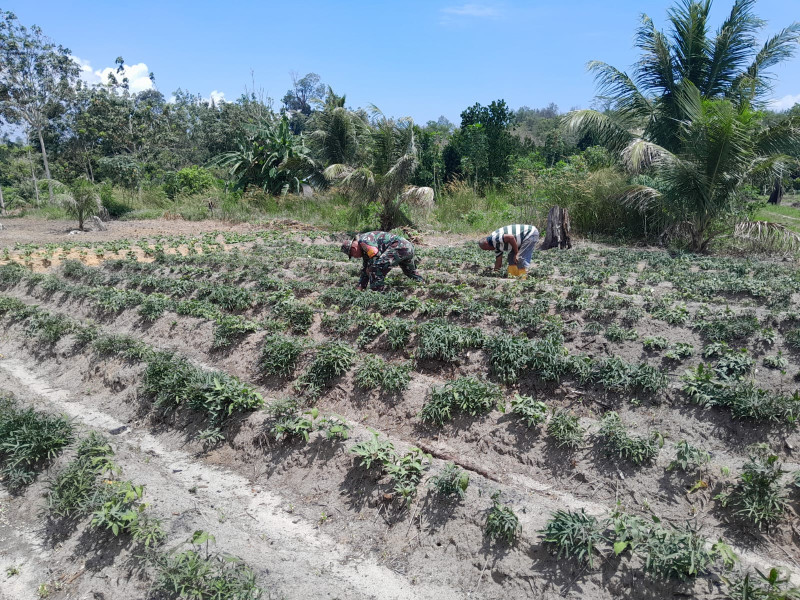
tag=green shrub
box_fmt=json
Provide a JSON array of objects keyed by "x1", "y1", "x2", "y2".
[
  {"x1": 643, "y1": 336, "x2": 670, "y2": 351},
  {"x1": 354, "y1": 356, "x2": 411, "y2": 393},
  {"x1": 297, "y1": 341, "x2": 356, "y2": 397},
  {"x1": 604, "y1": 323, "x2": 638, "y2": 342},
  {"x1": 763, "y1": 352, "x2": 788, "y2": 371},
  {"x1": 416, "y1": 319, "x2": 484, "y2": 362},
  {"x1": 151, "y1": 530, "x2": 263, "y2": 600},
  {"x1": 46, "y1": 432, "x2": 116, "y2": 518},
  {"x1": 212, "y1": 316, "x2": 259, "y2": 349},
  {"x1": 642, "y1": 522, "x2": 717, "y2": 580},
  {"x1": 385, "y1": 317, "x2": 412, "y2": 350}
]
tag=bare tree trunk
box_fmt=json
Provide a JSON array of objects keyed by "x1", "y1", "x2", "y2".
[
  {"x1": 36, "y1": 127, "x2": 54, "y2": 204},
  {"x1": 768, "y1": 177, "x2": 783, "y2": 206},
  {"x1": 539, "y1": 205, "x2": 572, "y2": 250},
  {"x1": 27, "y1": 146, "x2": 41, "y2": 207},
  {"x1": 0, "y1": 184, "x2": 6, "y2": 215}
]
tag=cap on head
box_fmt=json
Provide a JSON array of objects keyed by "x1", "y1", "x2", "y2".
[{"x1": 340, "y1": 239, "x2": 356, "y2": 259}]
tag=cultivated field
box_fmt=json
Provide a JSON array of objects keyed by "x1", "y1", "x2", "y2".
[{"x1": 1, "y1": 221, "x2": 799, "y2": 600}]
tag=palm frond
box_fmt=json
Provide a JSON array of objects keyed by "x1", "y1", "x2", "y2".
[
  {"x1": 616, "y1": 184, "x2": 663, "y2": 211},
  {"x1": 730, "y1": 23, "x2": 800, "y2": 105},
  {"x1": 752, "y1": 115, "x2": 800, "y2": 157},
  {"x1": 734, "y1": 220, "x2": 800, "y2": 253},
  {"x1": 622, "y1": 139, "x2": 674, "y2": 173},
  {"x1": 562, "y1": 109, "x2": 635, "y2": 153},
  {"x1": 667, "y1": 0, "x2": 711, "y2": 87},
  {"x1": 704, "y1": 0, "x2": 763, "y2": 96},
  {"x1": 634, "y1": 14, "x2": 676, "y2": 96}
]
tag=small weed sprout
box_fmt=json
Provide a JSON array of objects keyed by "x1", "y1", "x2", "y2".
[{"x1": 485, "y1": 491, "x2": 520, "y2": 545}]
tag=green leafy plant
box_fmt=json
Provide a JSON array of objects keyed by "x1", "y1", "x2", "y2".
[
  {"x1": 0, "y1": 397, "x2": 73, "y2": 491},
  {"x1": 429, "y1": 463, "x2": 469, "y2": 501},
  {"x1": 151, "y1": 530, "x2": 263, "y2": 600},
  {"x1": 416, "y1": 319, "x2": 484, "y2": 362},
  {"x1": 212, "y1": 316, "x2": 259, "y2": 349},
  {"x1": 763, "y1": 352, "x2": 788, "y2": 371},
  {"x1": 642, "y1": 521, "x2": 717, "y2": 580},
  {"x1": 485, "y1": 491, "x2": 520, "y2": 545},
  {"x1": 420, "y1": 377, "x2": 502, "y2": 426},
  {"x1": 725, "y1": 567, "x2": 800, "y2": 600},
  {"x1": 385, "y1": 317, "x2": 412, "y2": 350},
  {"x1": 385, "y1": 447, "x2": 430, "y2": 504},
  {"x1": 669, "y1": 440, "x2": 711, "y2": 473},
  {"x1": 297, "y1": 341, "x2": 356, "y2": 397},
  {"x1": 598, "y1": 411, "x2": 662, "y2": 465},
  {"x1": 354, "y1": 356, "x2": 411, "y2": 393},
  {"x1": 546, "y1": 409, "x2": 584, "y2": 449},
  {"x1": 349, "y1": 430, "x2": 396, "y2": 471},
  {"x1": 259, "y1": 334, "x2": 305, "y2": 378},
  {"x1": 541, "y1": 508, "x2": 605, "y2": 567},
  {"x1": 266, "y1": 399, "x2": 318, "y2": 443},
  {"x1": 46, "y1": 432, "x2": 116, "y2": 518},
  {"x1": 510, "y1": 394, "x2": 547, "y2": 428},
  {"x1": 604, "y1": 323, "x2": 638, "y2": 342},
  {"x1": 716, "y1": 444, "x2": 788, "y2": 530},
  {"x1": 643, "y1": 336, "x2": 670, "y2": 351}
]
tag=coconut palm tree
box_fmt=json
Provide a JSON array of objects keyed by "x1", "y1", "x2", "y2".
[
  {"x1": 324, "y1": 107, "x2": 427, "y2": 231},
  {"x1": 566, "y1": 0, "x2": 800, "y2": 251}
]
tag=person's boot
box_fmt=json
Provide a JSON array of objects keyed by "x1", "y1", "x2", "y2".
[{"x1": 507, "y1": 265, "x2": 519, "y2": 277}]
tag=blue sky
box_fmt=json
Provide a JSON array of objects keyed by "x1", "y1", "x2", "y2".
[{"x1": 8, "y1": 0, "x2": 800, "y2": 124}]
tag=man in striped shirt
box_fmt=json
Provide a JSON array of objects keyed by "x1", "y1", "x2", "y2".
[{"x1": 478, "y1": 224, "x2": 539, "y2": 279}]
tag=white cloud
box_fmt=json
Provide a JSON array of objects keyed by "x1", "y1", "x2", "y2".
[
  {"x1": 208, "y1": 90, "x2": 226, "y2": 104},
  {"x1": 769, "y1": 94, "x2": 800, "y2": 112},
  {"x1": 72, "y1": 55, "x2": 154, "y2": 93}
]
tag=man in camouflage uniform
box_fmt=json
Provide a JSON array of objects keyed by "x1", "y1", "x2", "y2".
[{"x1": 340, "y1": 231, "x2": 423, "y2": 291}]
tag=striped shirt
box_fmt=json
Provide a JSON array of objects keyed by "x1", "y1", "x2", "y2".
[{"x1": 488, "y1": 224, "x2": 537, "y2": 256}]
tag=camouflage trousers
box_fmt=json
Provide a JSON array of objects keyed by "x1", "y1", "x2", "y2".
[{"x1": 361, "y1": 239, "x2": 422, "y2": 291}]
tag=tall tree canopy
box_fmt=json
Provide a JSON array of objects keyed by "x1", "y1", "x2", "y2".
[{"x1": 0, "y1": 10, "x2": 80, "y2": 203}]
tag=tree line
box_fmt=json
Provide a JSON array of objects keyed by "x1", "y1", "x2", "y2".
[{"x1": 1, "y1": 1, "x2": 800, "y2": 250}]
